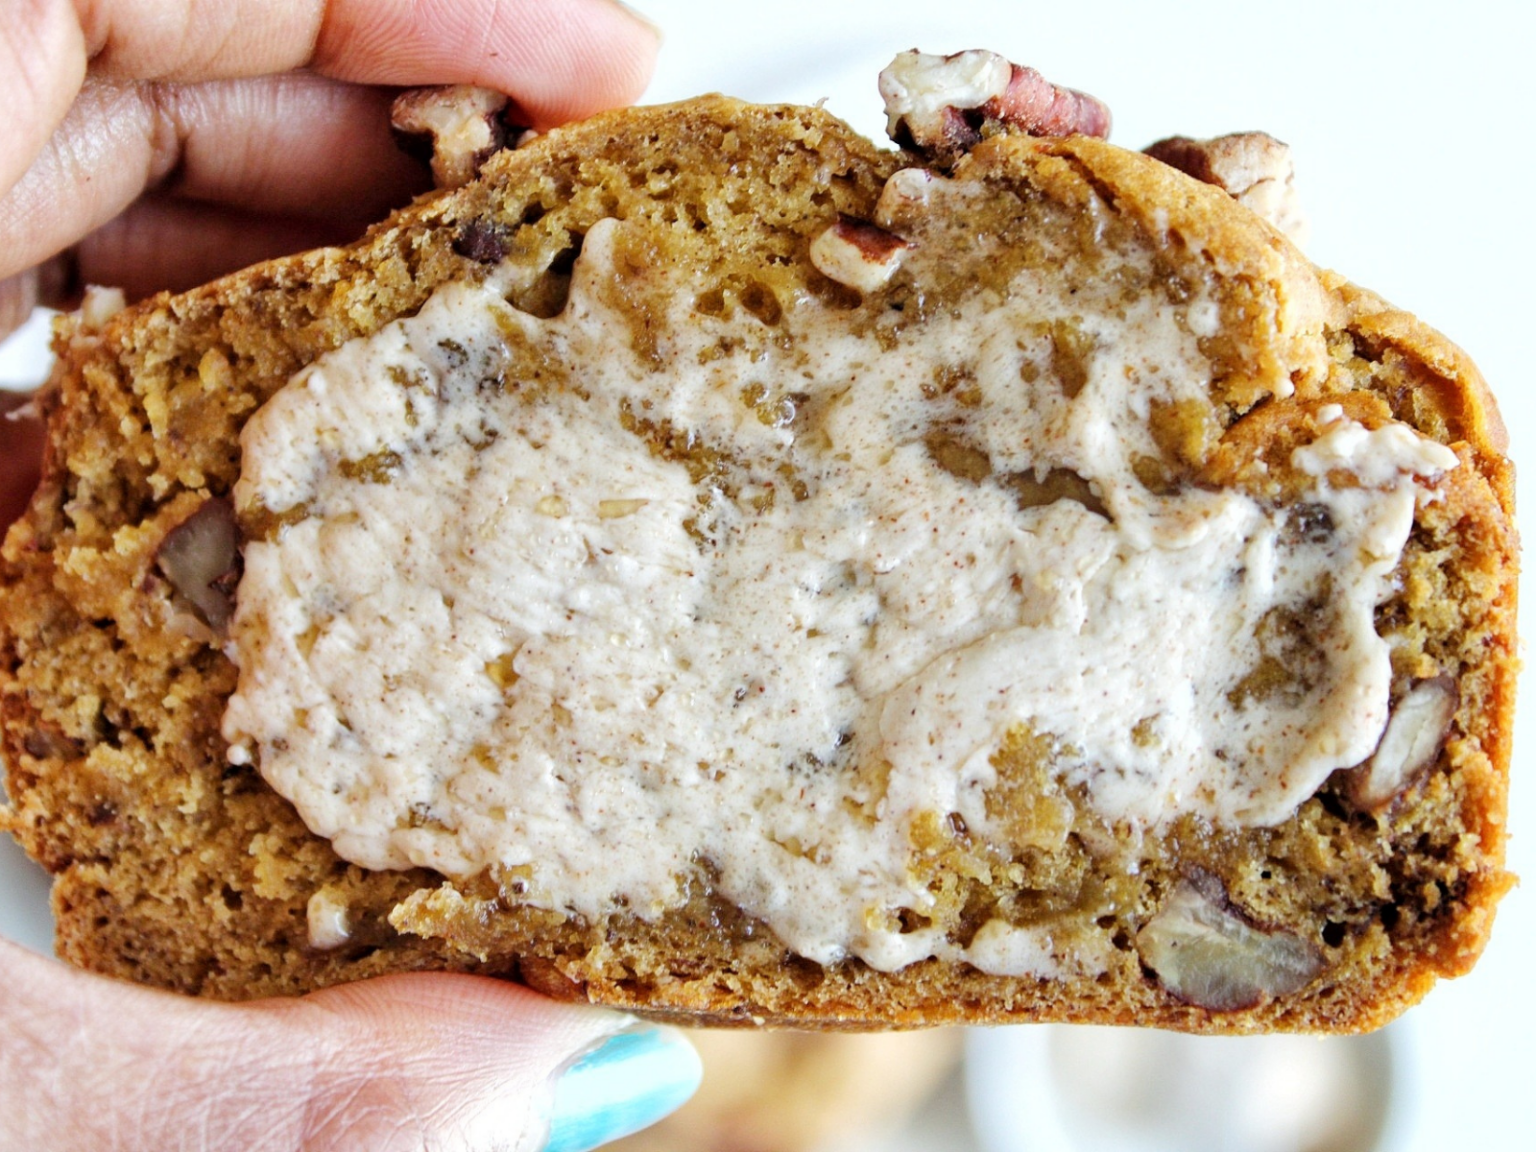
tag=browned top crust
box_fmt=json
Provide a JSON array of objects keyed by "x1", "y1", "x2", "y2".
[{"x1": 0, "y1": 96, "x2": 1516, "y2": 1033}]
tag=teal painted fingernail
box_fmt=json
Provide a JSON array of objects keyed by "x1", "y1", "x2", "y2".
[{"x1": 544, "y1": 1025, "x2": 701, "y2": 1152}]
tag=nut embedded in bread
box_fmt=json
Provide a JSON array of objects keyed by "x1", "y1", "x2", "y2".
[{"x1": 0, "y1": 53, "x2": 1516, "y2": 1034}]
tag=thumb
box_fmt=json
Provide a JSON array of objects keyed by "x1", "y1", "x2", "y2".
[
  {"x1": 0, "y1": 938, "x2": 700, "y2": 1152},
  {"x1": 280, "y1": 973, "x2": 702, "y2": 1152}
]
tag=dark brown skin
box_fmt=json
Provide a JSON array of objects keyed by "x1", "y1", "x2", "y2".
[
  {"x1": 830, "y1": 215, "x2": 911, "y2": 259},
  {"x1": 0, "y1": 0, "x2": 658, "y2": 314},
  {"x1": 0, "y1": 392, "x2": 42, "y2": 533},
  {"x1": 983, "y1": 64, "x2": 1112, "y2": 139}
]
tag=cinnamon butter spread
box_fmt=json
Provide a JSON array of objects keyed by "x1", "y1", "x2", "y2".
[{"x1": 222, "y1": 170, "x2": 1457, "y2": 974}]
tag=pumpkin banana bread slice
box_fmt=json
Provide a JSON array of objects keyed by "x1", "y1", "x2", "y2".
[{"x1": 0, "y1": 59, "x2": 1516, "y2": 1033}]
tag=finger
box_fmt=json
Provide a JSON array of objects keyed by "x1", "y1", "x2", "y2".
[
  {"x1": 70, "y1": 198, "x2": 363, "y2": 302},
  {"x1": 0, "y1": 74, "x2": 430, "y2": 284},
  {"x1": 287, "y1": 975, "x2": 701, "y2": 1151},
  {"x1": 0, "y1": 0, "x2": 86, "y2": 195},
  {"x1": 1, "y1": 1, "x2": 658, "y2": 272},
  {"x1": 150, "y1": 74, "x2": 433, "y2": 217},
  {"x1": 311, "y1": 0, "x2": 661, "y2": 127},
  {"x1": 1, "y1": 392, "x2": 46, "y2": 533},
  {"x1": 4, "y1": 201, "x2": 365, "y2": 315},
  {"x1": 2, "y1": 1, "x2": 659, "y2": 295},
  {"x1": 70, "y1": 0, "x2": 659, "y2": 117},
  {"x1": 0, "y1": 257, "x2": 72, "y2": 342},
  {"x1": 0, "y1": 940, "x2": 700, "y2": 1152}
]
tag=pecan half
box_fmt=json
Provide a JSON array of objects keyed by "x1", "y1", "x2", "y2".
[
  {"x1": 391, "y1": 85, "x2": 511, "y2": 190},
  {"x1": 880, "y1": 50, "x2": 1111, "y2": 163},
  {"x1": 1345, "y1": 677, "x2": 1458, "y2": 813},
  {"x1": 156, "y1": 497, "x2": 241, "y2": 632},
  {"x1": 1144, "y1": 132, "x2": 1310, "y2": 246},
  {"x1": 21, "y1": 723, "x2": 84, "y2": 761},
  {"x1": 1137, "y1": 875, "x2": 1323, "y2": 1012}
]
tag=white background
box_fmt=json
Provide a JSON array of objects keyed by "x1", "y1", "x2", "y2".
[{"x1": 2, "y1": 3, "x2": 1531, "y2": 1149}]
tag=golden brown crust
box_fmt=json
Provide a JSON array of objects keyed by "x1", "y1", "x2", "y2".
[
  {"x1": 1034, "y1": 135, "x2": 1333, "y2": 394},
  {"x1": 0, "y1": 96, "x2": 1516, "y2": 1033}
]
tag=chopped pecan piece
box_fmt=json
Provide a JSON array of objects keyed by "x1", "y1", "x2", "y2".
[
  {"x1": 1137, "y1": 875, "x2": 1324, "y2": 1012},
  {"x1": 879, "y1": 50, "x2": 1111, "y2": 163},
  {"x1": 21, "y1": 723, "x2": 84, "y2": 761},
  {"x1": 809, "y1": 215, "x2": 912, "y2": 292},
  {"x1": 1144, "y1": 132, "x2": 1310, "y2": 246},
  {"x1": 156, "y1": 497, "x2": 241, "y2": 632},
  {"x1": 873, "y1": 167, "x2": 938, "y2": 231},
  {"x1": 1345, "y1": 677, "x2": 1458, "y2": 812},
  {"x1": 391, "y1": 85, "x2": 511, "y2": 190},
  {"x1": 306, "y1": 888, "x2": 352, "y2": 951},
  {"x1": 452, "y1": 218, "x2": 512, "y2": 264}
]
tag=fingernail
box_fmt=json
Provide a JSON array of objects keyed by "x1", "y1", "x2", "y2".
[
  {"x1": 543, "y1": 1024, "x2": 701, "y2": 1152},
  {"x1": 604, "y1": 0, "x2": 663, "y2": 43}
]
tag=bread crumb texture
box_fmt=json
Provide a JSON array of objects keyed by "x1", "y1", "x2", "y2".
[{"x1": 0, "y1": 98, "x2": 1516, "y2": 1032}]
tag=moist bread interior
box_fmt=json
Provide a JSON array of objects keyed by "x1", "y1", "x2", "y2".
[{"x1": 0, "y1": 96, "x2": 1516, "y2": 1032}]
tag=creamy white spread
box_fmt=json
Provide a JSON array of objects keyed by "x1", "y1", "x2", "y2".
[{"x1": 223, "y1": 172, "x2": 1455, "y2": 973}]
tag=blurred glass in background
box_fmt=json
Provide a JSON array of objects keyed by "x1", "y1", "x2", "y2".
[{"x1": 971, "y1": 1024, "x2": 1409, "y2": 1152}]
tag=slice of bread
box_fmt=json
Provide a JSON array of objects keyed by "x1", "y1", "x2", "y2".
[{"x1": 0, "y1": 89, "x2": 1515, "y2": 1033}]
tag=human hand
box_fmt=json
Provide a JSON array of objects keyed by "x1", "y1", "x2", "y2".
[
  {"x1": 1, "y1": 5, "x2": 697, "y2": 1151},
  {"x1": 0, "y1": 937, "x2": 701, "y2": 1152},
  {"x1": 0, "y1": 0, "x2": 660, "y2": 336},
  {"x1": 0, "y1": 391, "x2": 42, "y2": 530},
  {"x1": 0, "y1": 0, "x2": 660, "y2": 516}
]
